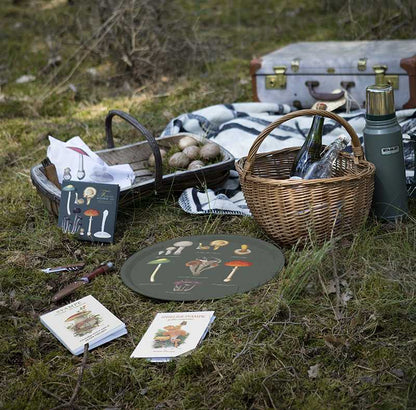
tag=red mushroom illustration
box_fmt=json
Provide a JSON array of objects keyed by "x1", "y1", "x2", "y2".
[
  {"x1": 84, "y1": 209, "x2": 99, "y2": 236},
  {"x1": 223, "y1": 260, "x2": 253, "y2": 282},
  {"x1": 67, "y1": 146, "x2": 89, "y2": 180}
]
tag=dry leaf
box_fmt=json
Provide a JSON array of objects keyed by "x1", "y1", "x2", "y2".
[
  {"x1": 16, "y1": 75, "x2": 36, "y2": 84},
  {"x1": 308, "y1": 364, "x2": 319, "y2": 379},
  {"x1": 341, "y1": 290, "x2": 353, "y2": 305},
  {"x1": 326, "y1": 279, "x2": 337, "y2": 294}
]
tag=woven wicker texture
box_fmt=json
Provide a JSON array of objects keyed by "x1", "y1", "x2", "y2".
[{"x1": 235, "y1": 109, "x2": 375, "y2": 247}]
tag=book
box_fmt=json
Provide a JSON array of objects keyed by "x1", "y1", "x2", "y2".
[
  {"x1": 131, "y1": 311, "x2": 215, "y2": 362},
  {"x1": 40, "y1": 295, "x2": 127, "y2": 355},
  {"x1": 58, "y1": 180, "x2": 120, "y2": 243}
]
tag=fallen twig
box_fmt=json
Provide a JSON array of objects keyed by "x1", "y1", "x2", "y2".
[{"x1": 50, "y1": 344, "x2": 89, "y2": 410}]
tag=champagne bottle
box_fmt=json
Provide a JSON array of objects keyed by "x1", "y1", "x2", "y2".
[
  {"x1": 290, "y1": 104, "x2": 326, "y2": 178},
  {"x1": 304, "y1": 135, "x2": 350, "y2": 179}
]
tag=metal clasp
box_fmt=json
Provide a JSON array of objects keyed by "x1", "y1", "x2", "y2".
[
  {"x1": 373, "y1": 64, "x2": 399, "y2": 89},
  {"x1": 358, "y1": 58, "x2": 367, "y2": 71},
  {"x1": 291, "y1": 59, "x2": 300, "y2": 72},
  {"x1": 265, "y1": 66, "x2": 287, "y2": 89}
]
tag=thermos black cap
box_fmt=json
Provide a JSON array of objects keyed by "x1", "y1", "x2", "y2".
[{"x1": 365, "y1": 84, "x2": 396, "y2": 120}]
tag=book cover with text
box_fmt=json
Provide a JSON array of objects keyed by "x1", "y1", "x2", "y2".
[{"x1": 131, "y1": 311, "x2": 215, "y2": 361}]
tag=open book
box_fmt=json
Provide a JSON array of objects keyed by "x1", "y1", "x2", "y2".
[
  {"x1": 131, "y1": 311, "x2": 215, "y2": 362},
  {"x1": 40, "y1": 295, "x2": 127, "y2": 355}
]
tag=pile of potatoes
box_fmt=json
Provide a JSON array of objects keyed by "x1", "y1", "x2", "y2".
[{"x1": 147, "y1": 136, "x2": 221, "y2": 171}]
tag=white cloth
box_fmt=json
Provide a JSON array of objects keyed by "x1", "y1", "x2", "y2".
[{"x1": 47, "y1": 135, "x2": 135, "y2": 190}]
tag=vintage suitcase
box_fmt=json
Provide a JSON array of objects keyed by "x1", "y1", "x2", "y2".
[{"x1": 250, "y1": 40, "x2": 416, "y2": 109}]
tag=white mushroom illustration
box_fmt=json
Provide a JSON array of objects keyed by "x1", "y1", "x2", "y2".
[
  {"x1": 165, "y1": 247, "x2": 176, "y2": 255},
  {"x1": 62, "y1": 185, "x2": 76, "y2": 216},
  {"x1": 148, "y1": 258, "x2": 170, "y2": 282},
  {"x1": 173, "y1": 241, "x2": 193, "y2": 255},
  {"x1": 94, "y1": 209, "x2": 111, "y2": 239}
]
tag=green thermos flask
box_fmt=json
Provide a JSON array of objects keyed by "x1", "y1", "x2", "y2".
[{"x1": 363, "y1": 84, "x2": 408, "y2": 220}]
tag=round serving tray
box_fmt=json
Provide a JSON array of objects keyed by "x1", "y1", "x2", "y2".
[{"x1": 120, "y1": 234, "x2": 285, "y2": 301}]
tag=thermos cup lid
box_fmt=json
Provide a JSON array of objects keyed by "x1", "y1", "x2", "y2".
[{"x1": 365, "y1": 84, "x2": 395, "y2": 120}]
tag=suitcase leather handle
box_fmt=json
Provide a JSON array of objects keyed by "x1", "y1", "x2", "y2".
[
  {"x1": 305, "y1": 81, "x2": 345, "y2": 101},
  {"x1": 105, "y1": 110, "x2": 163, "y2": 192}
]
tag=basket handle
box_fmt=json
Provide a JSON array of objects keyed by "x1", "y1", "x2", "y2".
[
  {"x1": 105, "y1": 110, "x2": 163, "y2": 192},
  {"x1": 243, "y1": 109, "x2": 364, "y2": 175}
]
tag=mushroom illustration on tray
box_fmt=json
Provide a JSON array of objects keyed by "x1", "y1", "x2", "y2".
[
  {"x1": 172, "y1": 241, "x2": 193, "y2": 255},
  {"x1": 62, "y1": 184, "x2": 76, "y2": 216},
  {"x1": 83, "y1": 186, "x2": 97, "y2": 205},
  {"x1": 94, "y1": 209, "x2": 111, "y2": 239},
  {"x1": 148, "y1": 258, "x2": 170, "y2": 282},
  {"x1": 84, "y1": 209, "x2": 99, "y2": 237},
  {"x1": 197, "y1": 243, "x2": 210, "y2": 250},
  {"x1": 234, "y1": 244, "x2": 251, "y2": 255},
  {"x1": 185, "y1": 258, "x2": 221, "y2": 276},
  {"x1": 223, "y1": 260, "x2": 253, "y2": 282},
  {"x1": 66, "y1": 146, "x2": 89, "y2": 180},
  {"x1": 159, "y1": 246, "x2": 176, "y2": 256},
  {"x1": 210, "y1": 239, "x2": 229, "y2": 251}
]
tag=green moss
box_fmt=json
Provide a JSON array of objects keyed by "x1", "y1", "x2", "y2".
[{"x1": 1, "y1": 0, "x2": 415, "y2": 408}]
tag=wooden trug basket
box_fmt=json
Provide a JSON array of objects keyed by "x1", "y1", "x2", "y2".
[
  {"x1": 235, "y1": 109, "x2": 376, "y2": 247},
  {"x1": 31, "y1": 110, "x2": 235, "y2": 217}
]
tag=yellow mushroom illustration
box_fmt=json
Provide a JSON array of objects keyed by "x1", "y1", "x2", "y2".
[
  {"x1": 210, "y1": 239, "x2": 229, "y2": 251},
  {"x1": 234, "y1": 244, "x2": 251, "y2": 255}
]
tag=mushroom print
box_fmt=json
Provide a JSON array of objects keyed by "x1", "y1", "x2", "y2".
[
  {"x1": 173, "y1": 241, "x2": 193, "y2": 255},
  {"x1": 62, "y1": 185, "x2": 76, "y2": 216},
  {"x1": 65, "y1": 310, "x2": 100, "y2": 337},
  {"x1": 84, "y1": 209, "x2": 100, "y2": 236},
  {"x1": 223, "y1": 260, "x2": 253, "y2": 282},
  {"x1": 185, "y1": 258, "x2": 221, "y2": 276},
  {"x1": 197, "y1": 243, "x2": 210, "y2": 250},
  {"x1": 94, "y1": 209, "x2": 111, "y2": 239},
  {"x1": 90, "y1": 165, "x2": 114, "y2": 183},
  {"x1": 148, "y1": 258, "x2": 170, "y2": 282},
  {"x1": 234, "y1": 244, "x2": 251, "y2": 255},
  {"x1": 63, "y1": 167, "x2": 72, "y2": 181},
  {"x1": 71, "y1": 207, "x2": 82, "y2": 233},
  {"x1": 67, "y1": 146, "x2": 89, "y2": 180},
  {"x1": 210, "y1": 239, "x2": 229, "y2": 251},
  {"x1": 83, "y1": 186, "x2": 97, "y2": 205},
  {"x1": 164, "y1": 247, "x2": 176, "y2": 256}
]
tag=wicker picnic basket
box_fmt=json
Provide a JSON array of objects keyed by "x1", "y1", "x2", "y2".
[
  {"x1": 235, "y1": 109, "x2": 376, "y2": 247},
  {"x1": 31, "y1": 110, "x2": 235, "y2": 217}
]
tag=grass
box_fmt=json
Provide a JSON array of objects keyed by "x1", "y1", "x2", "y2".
[{"x1": 1, "y1": 0, "x2": 416, "y2": 408}]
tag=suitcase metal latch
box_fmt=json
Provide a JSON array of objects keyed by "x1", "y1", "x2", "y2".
[
  {"x1": 266, "y1": 66, "x2": 287, "y2": 89},
  {"x1": 358, "y1": 58, "x2": 367, "y2": 71},
  {"x1": 373, "y1": 65, "x2": 399, "y2": 89}
]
